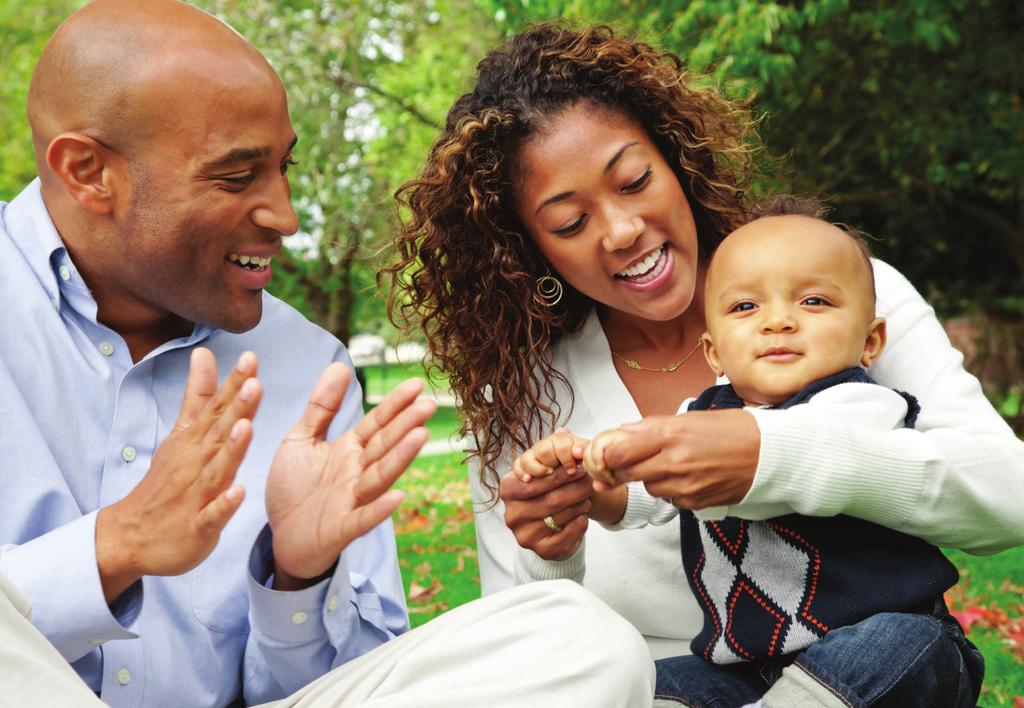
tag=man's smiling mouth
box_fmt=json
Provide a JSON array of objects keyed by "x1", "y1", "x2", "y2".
[{"x1": 227, "y1": 253, "x2": 272, "y2": 272}]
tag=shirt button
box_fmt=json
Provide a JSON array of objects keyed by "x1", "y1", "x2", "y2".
[
  {"x1": 326, "y1": 595, "x2": 338, "y2": 613},
  {"x1": 291, "y1": 611, "x2": 309, "y2": 625},
  {"x1": 59, "y1": 265, "x2": 71, "y2": 281},
  {"x1": 121, "y1": 446, "x2": 137, "y2": 463},
  {"x1": 116, "y1": 668, "x2": 131, "y2": 685},
  {"x1": 98, "y1": 341, "x2": 115, "y2": 356}
]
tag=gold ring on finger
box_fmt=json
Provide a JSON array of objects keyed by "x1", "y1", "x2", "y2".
[{"x1": 543, "y1": 515, "x2": 563, "y2": 533}]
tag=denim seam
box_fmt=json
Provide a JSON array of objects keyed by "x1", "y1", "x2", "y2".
[
  {"x1": 789, "y1": 659, "x2": 856, "y2": 707},
  {"x1": 652, "y1": 694, "x2": 694, "y2": 706}
]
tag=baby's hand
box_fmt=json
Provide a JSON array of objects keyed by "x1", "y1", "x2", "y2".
[
  {"x1": 583, "y1": 429, "x2": 632, "y2": 488},
  {"x1": 512, "y1": 428, "x2": 589, "y2": 483}
]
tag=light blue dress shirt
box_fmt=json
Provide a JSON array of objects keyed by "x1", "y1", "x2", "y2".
[{"x1": 0, "y1": 180, "x2": 409, "y2": 707}]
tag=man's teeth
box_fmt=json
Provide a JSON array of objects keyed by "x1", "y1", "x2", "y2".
[
  {"x1": 617, "y1": 246, "x2": 664, "y2": 278},
  {"x1": 228, "y1": 253, "x2": 272, "y2": 269}
]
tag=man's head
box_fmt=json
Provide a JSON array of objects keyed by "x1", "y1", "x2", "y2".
[
  {"x1": 701, "y1": 210, "x2": 885, "y2": 406},
  {"x1": 28, "y1": 0, "x2": 298, "y2": 342}
]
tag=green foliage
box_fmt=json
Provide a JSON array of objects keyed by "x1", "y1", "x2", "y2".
[{"x1": 484, "y1": 0, "x2": 1024, "y2": 315}]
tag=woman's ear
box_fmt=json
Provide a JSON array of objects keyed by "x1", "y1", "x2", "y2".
[
  {"x1": 45, "y1": 133, "x2": 117, "y2": 215},
  {"x1": 860, "y1": 317, "x2": 887, "y2": 367},
  {"x1": 701, "y1": 332, "x2": 725, "y2": 377}
]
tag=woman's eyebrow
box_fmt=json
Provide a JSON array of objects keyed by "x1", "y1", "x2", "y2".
[
  {"x1": 534, "y1": 142, "x2": 642, "y2": 216},
  {"x1": 604, "y1": 142, "x2": 639, "y2": 174}
]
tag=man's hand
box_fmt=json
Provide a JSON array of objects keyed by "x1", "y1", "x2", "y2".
[
  {"x1": 602, "y1": 409, "x2": 761, "y2": 509},
  {"x1": 96, "y1": 349, "x2": 260, "y2": 603},
  {"x1": 265, "y1": 365, "x2": 435, "y2": 589}
]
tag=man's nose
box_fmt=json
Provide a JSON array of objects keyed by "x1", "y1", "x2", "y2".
[{"x1": 253, "y1": 174, "x2": 299, "y2": 237}]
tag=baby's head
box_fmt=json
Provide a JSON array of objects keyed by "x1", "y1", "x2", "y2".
[{"x1": 702, "y1": 198, "x2": 886, "y2": 406}]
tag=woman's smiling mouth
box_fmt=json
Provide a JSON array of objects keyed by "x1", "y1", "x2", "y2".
[{"x1": 615, "y1": 244, "x2": 670, "y2": 286}]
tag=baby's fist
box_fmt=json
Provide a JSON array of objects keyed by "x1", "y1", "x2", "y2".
[{"x1": 583, "y1": 429, "x2": 631, "y2": 487}]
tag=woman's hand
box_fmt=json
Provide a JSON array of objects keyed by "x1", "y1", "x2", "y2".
[
  {"x1": 502, "y1": 431, "x2": 594, "y2": 561},
  {"x1": 602, "y1": 409, "x2": 761, "y2": 509}
]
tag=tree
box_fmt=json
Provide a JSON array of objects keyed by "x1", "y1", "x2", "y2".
[
  {"x1": 484, "y1": 0, "x2": 1024, "y2": 315},
  {"x1": 196, "y1": 0, "x2": 498, "y2": 343}
]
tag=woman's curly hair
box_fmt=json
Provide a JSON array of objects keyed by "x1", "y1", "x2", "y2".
[{"x1": 383, "y1": 23, "x2": 761, "y2": 494}]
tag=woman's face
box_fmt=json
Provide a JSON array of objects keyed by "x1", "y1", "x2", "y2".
[{"x1": 514, "y1": 103, "x2": 700, "y2": 323}]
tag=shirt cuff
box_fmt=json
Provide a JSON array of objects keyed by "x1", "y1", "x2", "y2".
[
  {"x1": 0, "y1": 511, "x2": 139, "y2": 661},
  {"x1": 513, "y1": 541, "x2": 586, "y2": 585},
  {"x1": 247, "y1": 525, "x2": 350, "y2": 645}
]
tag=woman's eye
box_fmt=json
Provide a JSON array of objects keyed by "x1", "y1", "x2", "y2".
[
  {"x1": 729, "y1": 301, "x2": 756, "y2": 313},
  {"x1": 623, "y1": 168, "x2": 652, "y2": 192},
  {"x1": 553, "y1": 215, "x2": 586, "y2": 236},
  {"x1": 281, "y1": 157, "x2": 299, "y2": 174}
]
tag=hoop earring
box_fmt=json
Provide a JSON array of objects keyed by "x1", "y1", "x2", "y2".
[{"x1": 533, "y1": 274, "x2": 564, "y2": 307}]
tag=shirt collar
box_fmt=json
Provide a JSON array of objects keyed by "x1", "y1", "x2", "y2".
[{"x1": 3, "y1": 178, "x2": 217, "y2": 347}]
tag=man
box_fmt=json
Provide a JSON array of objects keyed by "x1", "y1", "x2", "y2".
[{"x1": 0, "y1": 1, "x2": 654, "y2": 706}]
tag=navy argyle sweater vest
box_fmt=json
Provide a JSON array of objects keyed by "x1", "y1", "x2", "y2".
[{"x1": 681, "y1": 367, "x2": 958, "y2": 664}]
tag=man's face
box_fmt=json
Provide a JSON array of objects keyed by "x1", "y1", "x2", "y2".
[
  {"x1": 702, "y1": 215, "x2": 882, "y2": 406},
  {"x1": 111, "y1": 61, "x2": 299, "y2": 334}
]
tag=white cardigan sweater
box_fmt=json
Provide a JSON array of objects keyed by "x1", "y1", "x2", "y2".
[{"x1": 470, "y1": 259, "x2": 1024, "y2": 659}]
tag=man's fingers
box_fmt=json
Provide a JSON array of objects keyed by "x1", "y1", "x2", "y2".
[
  {"x1": 355, "y1": 427, "x2": 429, "y2": 504},
  {"x1": 187, "y1": 351, "x2": 259, "y2": 438},
  {"x1": 360, "y1": 398, "x2": 435, "y2": 466},
  {"x1": 335, "y1": 489, "x2": 405, "y2": 548},
  {"x1": 193, "y1": 484, "x2": 246, "y2": 535},
  {"x1": 197, "y1": 417, "x2": 253, "y2": 496},
  {"x1": 286, "y1": 362, "x2": 352, "y2": 442},
  {"x1": 352, "y1": 378, "x2": 426, "y2": 447},
  {"x1": 174, "y1": 348, "x2": 218, "y2": 432}
]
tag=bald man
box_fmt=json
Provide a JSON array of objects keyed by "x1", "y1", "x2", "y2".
[{"x1": 0, "y1": 1, "x2": 653, "y2": 706}]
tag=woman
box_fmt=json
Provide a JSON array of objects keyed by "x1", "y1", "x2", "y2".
[{"x1": 386, "y1": 22, "x2": 1024, "y2": 698}]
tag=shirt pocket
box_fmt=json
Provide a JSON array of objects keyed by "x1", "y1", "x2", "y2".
[{"x1": 190, "y1": 541, "x2": 251, "y2": 635}]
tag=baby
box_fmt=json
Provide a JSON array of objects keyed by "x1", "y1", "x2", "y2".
[{"x1": 584, "y1": 206, "x2": 983, "y2": 706}]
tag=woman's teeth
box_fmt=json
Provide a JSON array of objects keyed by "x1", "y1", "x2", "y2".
[
  {"x1": 228, "y1": 253, "x2": 272, "y2": 271},
  {"x1": 616, "y1": 245, "x2": 667, "y2": 281}
]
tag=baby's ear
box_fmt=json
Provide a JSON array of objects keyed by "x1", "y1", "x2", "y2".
[
  {"x1": 701, "y1": 333, "x2": 725, "y2": 377},
  {"x1": 860, "y1": 317, "x2": 887, "y2": 367}
]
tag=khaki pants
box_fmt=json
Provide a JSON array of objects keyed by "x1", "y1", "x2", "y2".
[{"x1": 0, "y1": 576, "x2": 653, "y2": 707}]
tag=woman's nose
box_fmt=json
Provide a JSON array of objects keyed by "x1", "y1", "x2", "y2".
[{"x1": 601, "y1": 211, "x2": 644, "y2": 252}]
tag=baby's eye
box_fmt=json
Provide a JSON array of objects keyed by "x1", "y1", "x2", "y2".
[
  {"x1": 801, "y1": 296, "x2": 832, "y2": 307},
  {"x1": 729, "y1": 301, "x2": 757, "y2": 313}
]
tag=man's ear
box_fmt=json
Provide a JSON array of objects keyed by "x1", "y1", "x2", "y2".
[
  {"x1": 701, "y1": 332, "x2": 725, "y2": 377},
  {"x1": 45, "y1": 133, "x2": 120, "y2": 215},
  {"x1": 860, "y1": 317, "x2": 887, "y2": 367}
]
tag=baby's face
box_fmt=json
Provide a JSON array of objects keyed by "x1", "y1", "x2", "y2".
[{"x1": 703, "y1": 215, "x2": 884, "y2": 406}]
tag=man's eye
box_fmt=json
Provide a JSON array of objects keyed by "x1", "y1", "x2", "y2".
[
  {"x1": 553, "y1": 214, "x2": 586, "y2": 236},
  {"x1": 729, "y1": 301, "x2": 756, "y2": 313},
  {"x1": 218, "y1": 174, "x2": 254, "y2": 189},
  {"x1": 623, "y1": 168, "x2": 652, "y2": 192},
  {"x1": 281, "y1": 157, "x2": 299, "y2": 174}
]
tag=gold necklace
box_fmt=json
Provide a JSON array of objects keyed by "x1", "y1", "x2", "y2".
[{"x1": 611, "y1": 338, "x2": 704, "y2": 373}]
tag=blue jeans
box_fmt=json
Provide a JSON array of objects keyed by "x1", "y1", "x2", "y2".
[{"x1": 655, "y1": 605, "x2": 984, "y2": 707}]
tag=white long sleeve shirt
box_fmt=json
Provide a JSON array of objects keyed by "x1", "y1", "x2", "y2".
[{"x1": 470, "y1": 259, "x2": 1024, "y2": 659}]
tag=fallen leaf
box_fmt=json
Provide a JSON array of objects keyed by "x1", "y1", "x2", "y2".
[
  {"x1": 408, "y1": 578, "x2": 443, "y2": 603},
  {"x1": 395, "y1": 509, "x2": 432, "y2": 535}
]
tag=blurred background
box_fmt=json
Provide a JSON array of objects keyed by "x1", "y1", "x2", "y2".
[{"x1": 3, "y1": 0, "x2": 1022, "y2": 702}]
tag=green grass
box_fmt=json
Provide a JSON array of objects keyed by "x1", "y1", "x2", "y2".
[{"x1": 359, "y1": 361, "x2": 449, "y2": 400}]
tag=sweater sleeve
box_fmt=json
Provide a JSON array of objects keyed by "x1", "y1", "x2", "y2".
[{"x1": 733, "y1": 260, "x2": 1024, "y2": 554}]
